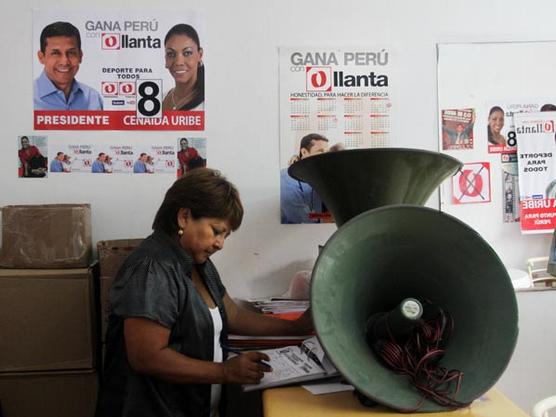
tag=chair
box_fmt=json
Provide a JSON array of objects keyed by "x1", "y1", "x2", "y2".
[
  {"x1": 532, "y1": 395, "x2": 556, "y2": 417},
  {"x1": 527, "y1": 257, "x2": 556, "y2": 288}
]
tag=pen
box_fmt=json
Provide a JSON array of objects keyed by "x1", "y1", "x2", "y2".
[{"x1": 300, "y1": 343, "x2": 324, "y2": 369}]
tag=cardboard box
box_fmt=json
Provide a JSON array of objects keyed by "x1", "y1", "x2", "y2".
[
  {"x1": 0, "y1": 268, "x2": 96, "y2": 372},
  {"x1": 0, "y1": 204, "x2": 92, "y2": 268},
  {"x1": 0, "y1": 370, "x2": 97, "y2": 417},
  {"x1": 97, "y1": 238, "x2": 143, "y2": 278}
]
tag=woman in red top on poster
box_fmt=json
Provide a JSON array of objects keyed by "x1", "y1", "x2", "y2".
[
  {"x1": 18, "y1": 136, "x2": 45, "y2": 177},
  {"x1": 178, "y1": 138, "x2": 200, "y2": 175}
]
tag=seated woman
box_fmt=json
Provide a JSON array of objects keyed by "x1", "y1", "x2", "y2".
[{"x1": 95, "y1": 168, "x2": 312, "y2": 417}]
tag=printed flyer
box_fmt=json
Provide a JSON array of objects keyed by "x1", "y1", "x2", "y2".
[
  {"x1": 176, "y1": 137, "x2": 206, "y2": 177},
  {"x1": 501, "y1": 153, "x2": 520, "y2": 223},
  {"x1": 33, "y1": 10, "x2": 204, "y2": 130},
  {"x1": 485, "y1": 101, "x2": 556, "y2": 154},
  {"x1": 48, "y1": 140, "x2": 178, "y2": 174},
  {"x1": 441, "y1": 108, "x2": 474, "y2": 151},
  {"x1": 514, "y1": 112, "x2": 556, "y2": 234},
  {"x1": 17, "y1": 135, "x2": 48, "y2": 178},
  {"x1": 279, "y1": 46, "x2": 394, "y2": 224}
]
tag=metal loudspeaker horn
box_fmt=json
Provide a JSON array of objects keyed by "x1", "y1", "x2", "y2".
[
  {"x1": 288, "y1": 148, "x2": 463, "y2": 226},
  {"x1": 289, "y1": 149, "x2": 518, "y2": 412}
]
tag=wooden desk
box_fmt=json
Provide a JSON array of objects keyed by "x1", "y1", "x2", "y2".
[{"x1": 263, "y1": 387, "x2": 529, "y2": 417}]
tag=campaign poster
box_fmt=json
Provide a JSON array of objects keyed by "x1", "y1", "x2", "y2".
[
  {"x1": 501, "y1": 153, "x2": 520, "y2": 223},
  {"x1": 133, "y1": 144, "x2": 176, "y2": 174},
  {"x1": 17, "y1": 135, "x2": 48, "y2": 178},
  {"x1": 514, "y1": 112, "x2": 556, "y2": 234},
  {"x1": 451, "y1": 162, "x2": 491, "y2": 205},
  {"x1": 485, "y1": 101, "x2": 556, "y2": 154},
  {"x1": 176, "y1": 137, "x2": 206, "y2": 177},
  {"x1": 279, "y1": 47, "x2": 394, "y2": 224},
  {"x1": 441, "y1": 108, "x2": 474, "y2": 151},
  {"x1": 33, "y1": 10, "x2": 205, "y2": 131},
  {"x1": 49, "y1": 143, "x2": 92, "y2": 173}
]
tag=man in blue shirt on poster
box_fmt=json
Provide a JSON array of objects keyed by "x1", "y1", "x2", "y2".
[
  {"x1": 133, "y1": 153, "x2": 148, "y2": 173},
  {"x1": 34, "y1": 21, "x2": 103, "y2": 111},
  {"x1": 280, "y1": 133, "x2": 329, "y2": 224},
  {"x1": 50, "y1": 152, "x2": 64, "y2": 172},
  {"x1": 92, "y1": 153, "x2": 106, "y2": 173}
]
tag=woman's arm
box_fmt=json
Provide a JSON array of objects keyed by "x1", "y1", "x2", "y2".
[
  {"x1": 124, "y1": 317, "x2": 270, "y2": 384},
  {"x1": 224, "y1": 294, "x2": 313, "y2": 336}
]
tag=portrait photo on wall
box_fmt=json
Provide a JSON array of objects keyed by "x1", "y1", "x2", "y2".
[
  {"x1": 32, "y1": 10, "x2": 205, "y2": 131},
  {"x1": 17, "y1": 135, "x2": 48, "y2": 178}
]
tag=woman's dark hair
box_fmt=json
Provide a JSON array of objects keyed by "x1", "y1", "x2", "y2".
[
  {"x1": 164, "y1": 24, "x2": 204, "y2": 111},
  {"x1": 164, "y1": 24, "x2": 201, "y2": 48},
  {"x1": 487, "y1": 106, "x2": 504, "y2": 144},
  {"x1": 152, "y1": 167, "x2": 243, "y2": 235}
]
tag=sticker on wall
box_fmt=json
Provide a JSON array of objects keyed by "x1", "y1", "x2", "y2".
[
  {"x1": 32, "y1": 10, "x2": 205, "y2": 131},
  {"x1": 452, "y1": 162, "x2": 491, "y2": 204},
  {"x1": 501, "y1": 154, "x2": 520, "y2": 223},
  {"x1": 17, "y1": 135, "x2": 48, "y2": 178},
  {"x1": 176, "y1": 137, "x2": 206, "y2": 177},
  {"x1": 441, "y1": 108, "x2": 474, "y2": 151}
]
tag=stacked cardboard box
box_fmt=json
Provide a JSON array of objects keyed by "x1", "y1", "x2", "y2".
[
  {"x1": 97, "y1": 239, "x2": 143, "y2": 345},
  {"x1": 0, "y1": 204, "x2": 97, "y2": 417}
]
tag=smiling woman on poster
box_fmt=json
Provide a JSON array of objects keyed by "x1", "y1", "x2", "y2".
[
  {"x1": 487, "y1": 106, "x2": 506, "y2": 146},
  {"x1": 162, "y1": 24, "x2": 205, "y2": 111}
]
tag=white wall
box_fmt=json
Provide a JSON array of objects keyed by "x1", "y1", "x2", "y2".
[{"x1": 2, "y1": 0, "x2": 556, "y2": 412}]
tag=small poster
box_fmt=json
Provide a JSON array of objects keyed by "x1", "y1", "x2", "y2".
[
  {"x1": 17, "y1": 135, "x2": 48, "y2": 178},
  {"x1": 441, "y1": 108, "x2": 474, "y2": 151},
  {"x1": 514, "y1": 112, "x2": 556, "y2": 234},
  {"x1": 176, "y1": 137, "x2": 206, "y2": 176},
  {"x1": 501, "y1": 153, "x2": 520, "y2": 223},
  {"x1": 451, "y1": 162, "x2": 491, "y2": 204},
  {"x1": 33, "y1": 10, "x2": 205, "y2": 131}
]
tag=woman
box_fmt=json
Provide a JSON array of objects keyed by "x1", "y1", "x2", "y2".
[
  {"x1": 18, "y1": 136, "x2": 45, "y2": 177},
  {"x1": 178, "y1": 138, "x2": 200, "y2": 175},
  {"x1": 162, "y1": 24, "x2": 204, "y2": 111},
  {"x1": 96, "y1": 168, "x2": 312, "y2": 417},
  {"x1": 487, "y1": 106, "x2": 506, "y2": 146}
]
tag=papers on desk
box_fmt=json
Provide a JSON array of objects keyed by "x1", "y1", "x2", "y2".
[{"x1": 243, "y1": 336, "x2": 339, "y2": 391}]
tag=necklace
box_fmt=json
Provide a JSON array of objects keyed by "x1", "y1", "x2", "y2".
[
  {"x1": 170, "y1": 89, "x2": 181, "y2": 110},
  {"x1": 170, "y1": 89, "x2": 194, "y2": 110}
]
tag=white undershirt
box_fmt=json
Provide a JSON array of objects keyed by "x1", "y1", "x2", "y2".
[{"x1": 208, "y1": 307, "x2": 223, "y2": 417}]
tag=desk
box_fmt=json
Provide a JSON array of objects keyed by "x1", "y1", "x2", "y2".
[{"x1": 262, "y1": 387, "x2": 529, "y2": 417}]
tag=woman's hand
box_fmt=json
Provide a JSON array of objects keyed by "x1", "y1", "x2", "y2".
[{"x1": 223, "y1": 351, "x2": 272, "y2": 384}]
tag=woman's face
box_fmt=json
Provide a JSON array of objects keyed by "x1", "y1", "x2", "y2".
[
  {"x1": 165, "y1": 34, "x2": 203, "y2": 86},
  {"x1": 178, "y1": 209, "x2": 231, "y2": 264},
  {"x1": 180, "y1": 139, "x2": 189, "y2": 150},
  {"x1": 489, "y1": 110, "x2": 504, "y2": 134}
]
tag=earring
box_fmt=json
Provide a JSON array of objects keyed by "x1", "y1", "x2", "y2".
[
  {"x1": 198, "y1": 60, "x2": 204, "y2": 68},
  {"x1": 178, "y1": 228, "x2": 184, "y2": 236}
]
